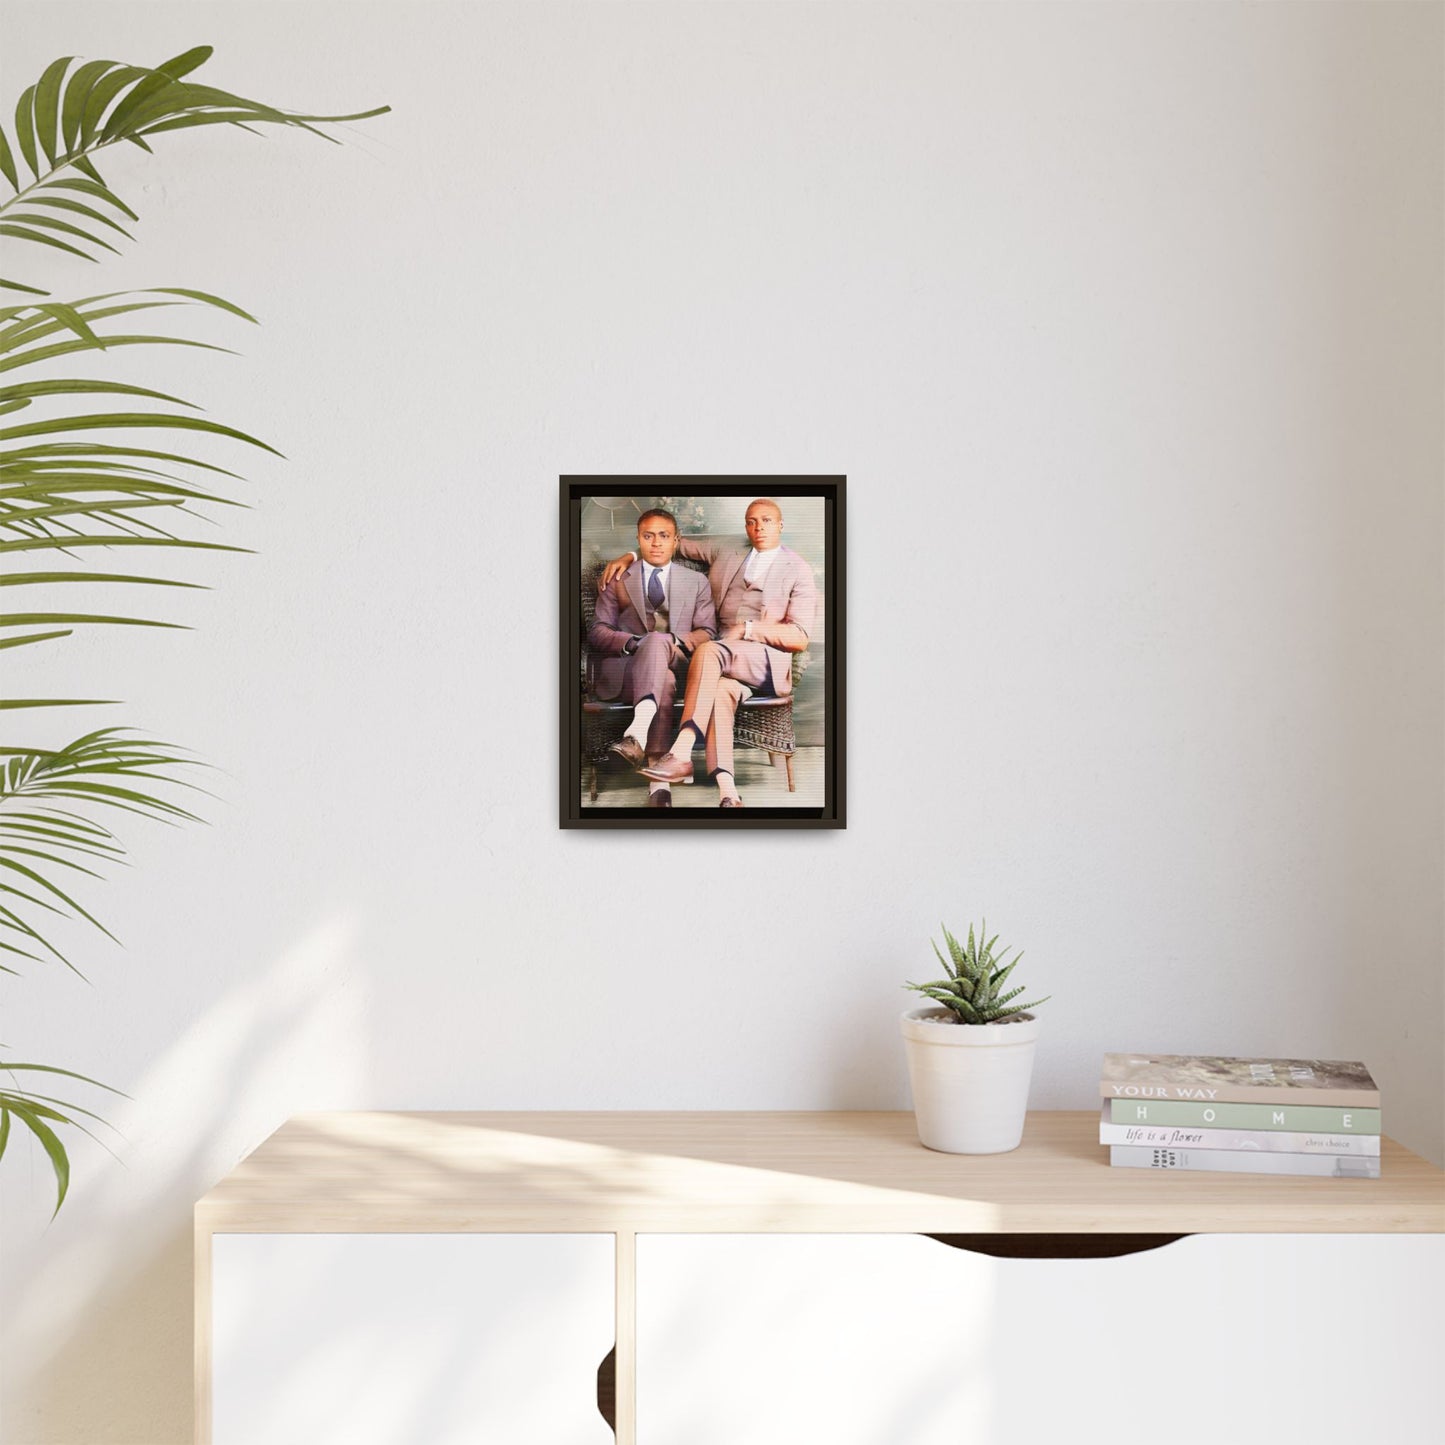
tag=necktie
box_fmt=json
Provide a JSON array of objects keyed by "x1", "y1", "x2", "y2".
[{"x1": 647, "y1": 567, "x2": 665, "y2": 610}]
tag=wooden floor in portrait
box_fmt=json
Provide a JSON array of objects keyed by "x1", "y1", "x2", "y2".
[{"x1": 583, "y1": 745, "x2": 826, "y2": 809}]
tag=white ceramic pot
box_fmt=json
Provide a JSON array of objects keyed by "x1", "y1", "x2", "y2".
[{"x1": 900, "y1": 1007, "x2": 1041, "y2": 1154}]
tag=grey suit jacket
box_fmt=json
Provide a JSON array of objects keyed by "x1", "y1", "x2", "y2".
[{"x1": 588, "y1": 561, "x2": 716, "y2": 700}]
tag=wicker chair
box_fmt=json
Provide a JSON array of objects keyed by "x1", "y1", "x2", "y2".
[{"x1": 581, "y1": 556, "x2": 797, "y2": 802}]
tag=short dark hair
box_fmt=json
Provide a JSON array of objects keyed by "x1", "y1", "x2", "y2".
[{"x1": 637, "y1": 508, "x2": 678, "y2": 533}]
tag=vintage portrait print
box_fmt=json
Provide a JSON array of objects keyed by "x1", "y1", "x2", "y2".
[{"x1": 560, "y1": 478, "x2": 844, "y2": 828}]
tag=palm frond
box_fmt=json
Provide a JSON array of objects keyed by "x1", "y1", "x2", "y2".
[
  {"x1": 0, "y1": 45, "x2": 386, "y2": 1215},
  {"x1": 0, "y1": 729, "x2": 204, "y2": 973},
  {"x1": 0, "y1": 288, "x2": 262, "y2": 706},
  {"x1": 1, "y1": 48, "x2": 388, "y2": 293},
  {"x1": 0, "y1": 1058, "x2": 127, "y2": 1214}
]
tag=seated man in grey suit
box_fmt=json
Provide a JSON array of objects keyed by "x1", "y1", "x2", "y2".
[
  {"x1": 588, "y1": 508, "x2": 716, "y2": 808},
  {"x1": 599, "y1": 498, "x2": 816, "y2": 808}
]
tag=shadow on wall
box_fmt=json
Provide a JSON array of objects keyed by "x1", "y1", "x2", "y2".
[{"x1": 3, "y1": 916, "x2": 366, "y2": 1445}]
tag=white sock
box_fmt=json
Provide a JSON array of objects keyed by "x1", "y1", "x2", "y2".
[
  {"x1": 626, "y1": 699, "x2": 658, "y2": 747},
  {"x1": 716, "y1": 771, "x2": 739, "y2": 803},
  {"x1": 667, "y1": 724, "x2": 698, "y2": 761}
]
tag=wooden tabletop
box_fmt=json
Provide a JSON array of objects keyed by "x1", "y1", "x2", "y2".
[{"x1": 194, "y1": 1110, "x2": 1445, "y2": 1235}]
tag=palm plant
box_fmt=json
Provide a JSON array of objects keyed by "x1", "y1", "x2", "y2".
[{"x1": 0, "y1": 45, "x2": 386, "y2": 1210}]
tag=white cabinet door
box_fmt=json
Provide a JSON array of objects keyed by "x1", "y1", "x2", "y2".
[
  {"x1": 636, "y1": 1233, "x2": 1444, "y2": 1445},
  {"x1": 213, "y1": 1233, "x2": 614, "y2": 1445}
]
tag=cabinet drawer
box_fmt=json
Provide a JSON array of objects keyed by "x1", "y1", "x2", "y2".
[
  {"x1": 212, "y1": 1233, "x2": 614, "y2": 1445},
  {"x1": 636, "y1": 1232, "x2": 1444, "y2": 1445}
]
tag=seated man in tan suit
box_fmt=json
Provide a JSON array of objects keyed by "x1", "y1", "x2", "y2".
[
  {"x1": 588, "y1": 508, "x2": 716, "y2": 807},
  {"x1": 600, "y1": 498, "x2": 816, "y2": 807}
]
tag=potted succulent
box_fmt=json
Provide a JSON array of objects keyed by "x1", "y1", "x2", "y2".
[{"x1": 901, "y1": 922, "x2": 1050, "y2": 1154}]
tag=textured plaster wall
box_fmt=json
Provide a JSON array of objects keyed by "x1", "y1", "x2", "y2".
[{"x1": 2, "y1": 3, "x2": 1441, "y2": 1441}]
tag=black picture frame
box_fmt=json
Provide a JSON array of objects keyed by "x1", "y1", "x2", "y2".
[{"x1": 560, "y1": 477, "x2": 846, "y2": 829}]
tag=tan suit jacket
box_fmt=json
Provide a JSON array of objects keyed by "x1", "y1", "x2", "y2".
[{"x1": 675, "y1": 537, "x2": 817, "y2": 697}]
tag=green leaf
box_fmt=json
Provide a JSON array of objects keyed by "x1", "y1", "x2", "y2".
[
  {"x1": 0, "y1": 535, "x2": 247, "y2": 556},
  {"x1": 1, "y1": 278, "x2": 48, "y2": 298},
  {"x1": 33, "y1": 56, "x2": 75, "y2": 170},
  {"x1": 6, "y1": 1102, "x2": 70, "y2": 1214},
  {"x1": 0, "y1": 377, "x2": 193, "y2": 407},
  {"x1": 156, "y1": 46, "x2": 214, "y2": 80},
  {"x1": 930, "y1": 938, "x2": 955, "y2": 981},
  {"x1": 102, "y1": 72, "x2": 184, "y2": 143},
  {"x1": 3, "y1": 210, "x2": 119, "y2": 254},
  {"x1": 78, "y1": 66, "x2": 149, "y2": 149},
  {"x1": 0, "y1": 224, "x2": 94, "y2": 262},
  {"x1": 2, "y1": 842, "x2": 104, "y2": 879},
  {"x1": 0, "y1": 629, "x2": 73, "y2": 651},
  {"x1": 0, "y1": 333, "x2": 236, "y2": 375},
  {"x1": 0, "y1": 125, "x2": 18, "y2": 191},
  {"x1": 60, "y1": 60, "x2": 118, "y2": 154},
  {"x1": 3, "y1": 475, "x2": 231, "y2": 507},
  {"x1": 145, "y1": 287, "x2": 258, "y2": 323},
  {"x1": 32, "y1": 301, "x2": 104, "y2": 347},
  {"x1": 139, "y1": 111, "x2": 292, "y2": 137},
  {"x1": 0, "y1": 1090, "x2": 113, "y2": 1129},
  {"x1": 941, "y1": 924, "x2": 965, "y2": 973},
  {"x1": 123, "y1": 81, "x2": 305, "y2": 135},
  {"x1": 1, "y1": 286, "x2": 254, "y2": 350},
  {"x1": 13, "y1": 86, "x2": 39, "y2": 180},
  {"x1": 27, "y1": 194, "x2": 135, "y2": 239},
  {"x1": 0, "y1": 823, "x2": 122, "y2": 860},
  {"x1": 46, "y1": 177, "x2": 138, "y2": 221},
  {"x1": 0, "y1": 854, "x2": 115, "y2": 938},
  {"x1": 0, "y1": 611, "x2": 185, "y2": 631},
  {"x1": 0, "y1": 411, "x2": 282, "y2": 455},
  {"x1": 0, "y1": 698, "x2": 116, "y2": 709},
  {"x1": 0, "y1": 570, "x2": 206, "y2": 590},
  {"x1": 73, "y1": 155, "x2": 105, "y2": 186}
]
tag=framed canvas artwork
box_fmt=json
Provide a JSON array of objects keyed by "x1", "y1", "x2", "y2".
[{"x1": 559, "y1": 477, "x2": 845, "y2": 828}]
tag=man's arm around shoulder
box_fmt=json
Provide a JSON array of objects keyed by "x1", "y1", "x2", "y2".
[{"x1": 674, "y1": 535, "x2": 728, "y2": 567}]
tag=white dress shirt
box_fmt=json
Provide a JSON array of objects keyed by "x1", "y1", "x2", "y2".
[
  {"x1": 743, "y1": 546, "x2": 780, "y2": 585},
  {"x1": 642, "y1": 560, "x2": 671, "y2": 604}
]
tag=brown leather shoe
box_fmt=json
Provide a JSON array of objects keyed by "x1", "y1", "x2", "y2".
[
  {"x1": 608, "y1": 736, "x2": 646, "y2": 769},
  {"x1": 719, "y1": 796, "x2": 744, "y2": 808},
  {"x1": 646, "y1": 790, "x2": 673, "y2": 808},
  {"x1": 640, "y1": 754, "x2": 693, "y2": 784}
]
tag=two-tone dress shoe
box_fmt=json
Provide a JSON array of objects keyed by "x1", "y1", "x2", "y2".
[
  {"x1": 646, "y1": 790, "x2": 673, "y2": 808},
  {"x1": 640, "y1": 754, "x2": 693, "y2": 785},
  {"x1": 608, "y1": 736, "x2": 647, "y2": 769},
  {"x1": 719, "y1": 796, "x2": 744, "y2": 808}
]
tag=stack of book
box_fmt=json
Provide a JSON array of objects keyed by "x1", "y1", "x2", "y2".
[{"x1": 1099, "y1": 1053, "x2": 1381, "y2": 1178}]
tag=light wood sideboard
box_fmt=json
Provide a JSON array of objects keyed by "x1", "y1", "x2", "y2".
[{"x1": 195, "y1": 1110, "x2": 1445, "y2": 1444}]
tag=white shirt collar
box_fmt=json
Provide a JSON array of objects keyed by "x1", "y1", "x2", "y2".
[
  {"x1": 745, "y1": 546, "x2": 781, "y2": 581},
  {"x1": 642, "y1": 559, "x2": 671, "y2": 585}
]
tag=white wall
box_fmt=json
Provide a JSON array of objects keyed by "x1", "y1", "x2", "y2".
[{"x1": 3, "y1": 2, "x2": 1441, "y2": 1441}]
